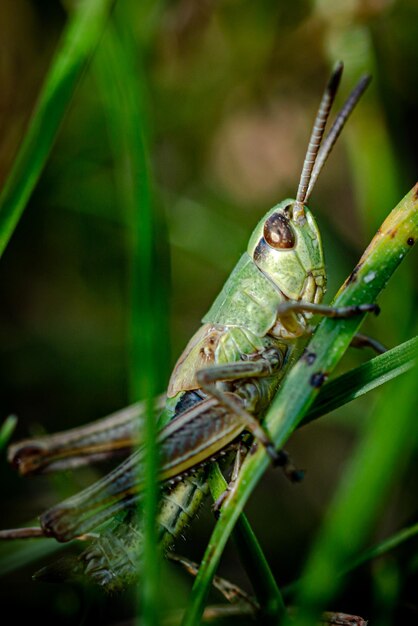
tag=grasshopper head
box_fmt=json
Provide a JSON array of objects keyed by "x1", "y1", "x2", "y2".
[
  {"x1": 247, "y1": 63, "x2": 370, "y2": 305},
  {"x1": 247, "y1": 200, "x2": 326, "y2": 303}
]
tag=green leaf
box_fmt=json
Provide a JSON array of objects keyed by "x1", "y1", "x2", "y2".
[
  {"x1": 345, "y1": 520, "x2": 418, "y2": 574},
  {"x1": 92, "y1": 11, "x2": 163, "y2": 626},
  {"x1": 304, "y1": 335, "x2": 417, "y2": 424},
  {"x1": 0, "y1": 416, "x2": 17, "y2": 452},
  {"x1": 287, "y1": 360, "x2": 417, "y2": 626},
  {"x1": 0, "y1": 0, "x2": 115, "y2": 257}
]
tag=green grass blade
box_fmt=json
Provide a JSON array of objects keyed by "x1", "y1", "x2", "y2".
[
  {"x1": 0, "y1": 536, "x2": 65, "y2": 577},
  {"x1": 283, "y1": 519, "x2": 418, "y2": 599},
  {"x1": 0, "y1": 416, "x2": 17, "y2": 451},
  {"x1": 93, "y1": 12, "x2": 162, "y2": 626},
  {"x1": 305, "y1": 335, "x2": 418, "y2": 423},
  {"x1": 208, "y1": 464, "x2": 285, "y2": 622},
  {"x1": 0, "y1": 0, "x2": 115, "y2": 257},
  {"x1": 286, "y1": 360, "x2": 418, "y2": 626},
  {"x1": 345, "y1": 521, "x2": 418, "y2": 574},
  {"x1": 181, "y1": 184, "x2": 418, "y2": 626}
]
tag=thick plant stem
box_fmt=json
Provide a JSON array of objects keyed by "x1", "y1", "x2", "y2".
[{"x1": 93, "y1": 14, "x2": 162, "y2": 626}]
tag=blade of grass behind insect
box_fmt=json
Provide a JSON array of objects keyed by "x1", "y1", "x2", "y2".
[
  {"x1": 208, "y1": 464, "x2": 285, "y2": 622},
  {"x1": 0, "y1": 0, "x2": 116, "y2": 257},
  {"x1": 0, "y1": 537, "x2": 65, "y2": 577},
  {"x1": 314, "y1": 1, "x2": 400, "y2": 232},
  {"x1": 93, "y1": 13, "x2": 164, "y2": 626},
  {"x1": 282, "y1": 519, "x2": 418, "y2": 599},
  {"x1": 315, "y1": 5, "x2": 413, "y2": 350},
  {"x1": 181, "y1": 184, "x2": 418, "y2": 626},
  {"x1": 0, "y1": 416, "x2": 17, "y2": 451},
  {"x1": 286, "y1": 357, "x2": 418, "y2": 626},
  {"x1": 304, "y1": 335, "x2": 417, "y2": 424},
  {"x1": 344, "y1": 520, "x2": 418, "y2": 575}
]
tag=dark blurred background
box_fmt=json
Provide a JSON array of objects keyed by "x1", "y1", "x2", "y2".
[{"x1": 0, "y1": 0, "x2": 417, "y2": 624}]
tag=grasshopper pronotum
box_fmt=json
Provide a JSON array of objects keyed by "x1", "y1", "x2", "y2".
[{"x1": 1, "y1": 62, "x2": 381, "y2": 591}]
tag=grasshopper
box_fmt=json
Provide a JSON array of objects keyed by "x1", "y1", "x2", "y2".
[{"x1": 1, "y1": 62, "x2": 381, "y2": 590}]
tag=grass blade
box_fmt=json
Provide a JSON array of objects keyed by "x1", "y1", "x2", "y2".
[
  {"x1": 0, "y1": 536, "x2": 65, "y2": 577},
  {"x1": 287, "y1": 359, "x2": 418, "y2": 626},
  {"x1": 181, "y1": 184, "x2": 418, "y2": 626},
  {"x1": 93, "y1": 12, "x2": 163, "y2": 626},
  {"x1": 305, "y1": 335, "x2": 417, "y2": 423},
  {"x1": 0, "y1": 416, "x2": 17, "y2": 451},
  {"x1": 345, "y1": 520, "x2": 418, "y2": 575},
  {"x1": 208, "y1": 464, "x2": 285, "y2": 622},
  {"x1": 0, "y1": 0, "x2": 115, "y2": 257}
]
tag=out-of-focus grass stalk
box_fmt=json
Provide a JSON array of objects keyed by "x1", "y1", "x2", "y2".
[
  {"x1": 0, "y1": 416, "x2": 17, "y2": 451},
  {"x1": 286, "y1": 358, "x2": 417, "y2": 626},
  {"x1": 93, "y1": 10, "x2": 163, "y2": 626},
  {"x1": 345, "y1": 520, "x2": 418, "y2": 575},
  {"x1": 0, "y1": 535, "x2": 64, "y2": 577},
  {"x1": 0, "y1": 0, "x2": 115, "y2": 257},
  {"x1": 282, "y1": 519, "x2": 418, "y2": 599},
  {"x1": 181, "y1": 185, "x2": 418, "y2": 626},
  {"x1": 314, "y1": 1, "x2": 400, "y2": 231},
  {"x1": 313, "y1": 1, "x2": 413, "y2": 347}
]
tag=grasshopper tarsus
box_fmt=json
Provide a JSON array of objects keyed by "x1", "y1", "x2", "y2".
[
  {"x1": 351, "y1": 333, "x2": 387, "y2": 354},
  {"x1": 289, "y1": 469, "x2": 305, "y2": 483},
  {"x1": 271, "y1": 448, "x2": 305, "y2": 483}
]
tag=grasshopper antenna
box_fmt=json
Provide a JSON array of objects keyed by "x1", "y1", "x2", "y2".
[
  {"x1": 305, "y1": 74, "x2": 371, "y2": 202},
  {"x1": 296, "y1": 61, "x2": 344, "y2": 206}
]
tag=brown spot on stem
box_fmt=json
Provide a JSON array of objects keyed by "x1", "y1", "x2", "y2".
[
  {"x1": 346, "y1": 266, "x2": 359, "y2": 285},
  {"x1": 310, "y1": 371, "x2": 328, "y2": 388},
  {"x1": 407, "y1": 237, "x2": 415, "y2": 246},
  {"x1": 302, "y1": 350, "x2": 317, "y2": 365},
  {"x1": 413, "y1": 182, "x2": 418, "y2": 201}
]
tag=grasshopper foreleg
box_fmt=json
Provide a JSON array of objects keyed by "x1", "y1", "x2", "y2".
[
  {"x1": 350, "y1": 332, "x2": 387, "y2": 354},
  {"x1": 276, "y1": 301, "x2": 380, "y2": 319},
  {"x1": 196, "y1": 351, "x2": 303, "y2": 481},
  {"x1": 275, "y1": 301, "x2": 385, "y2": 354}
]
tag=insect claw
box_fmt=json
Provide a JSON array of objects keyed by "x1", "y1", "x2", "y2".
[
  {"x1": 271, "y1": 449, "x2": 304, "y2": 484},
  {"x1": 266, "y1": 443, "x2": 281, "y2": 465},
  {"x1": 270, "y1": 448, "x2": 287, "y2": 467},
  {"x1": 289, "y1": 469, "x2": 305, "y2": 483},
  {"x1": 356, "y1": 303, "x2": 380, "y2": 316},
  {"x1": 212, "y1": 505, "x2": 222, "y2": 521}
]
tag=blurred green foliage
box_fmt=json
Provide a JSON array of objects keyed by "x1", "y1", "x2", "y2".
[{"x1": 0, "y1": 1, "x2": 417, "y2": 624}]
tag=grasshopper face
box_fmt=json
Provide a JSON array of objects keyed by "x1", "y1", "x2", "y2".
[{"x1": 247, "y1": 199, "x2": 326, "y2": 304}]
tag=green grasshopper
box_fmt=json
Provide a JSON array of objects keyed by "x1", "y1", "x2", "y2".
[{"x1": 1, "y1": 62, "x2": 381, "y2": 590}]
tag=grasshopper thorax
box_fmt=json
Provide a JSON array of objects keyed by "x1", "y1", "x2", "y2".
[{"x1": 247, "y1": 199, "x2": 326, "y2": 304}]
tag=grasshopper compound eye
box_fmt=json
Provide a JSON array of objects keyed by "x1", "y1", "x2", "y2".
[{"x1": 264, "y1": 213, "x2": 295, "y2": 249}]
